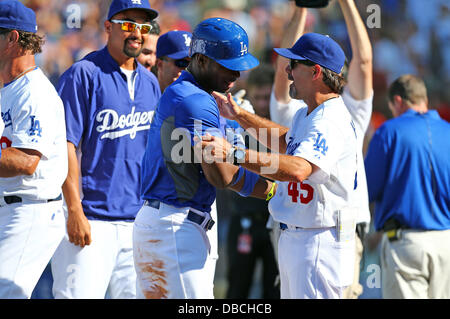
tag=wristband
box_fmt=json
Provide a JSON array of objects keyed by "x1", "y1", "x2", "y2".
[
  {"x1": 266, "y1": 182, "x2": 276, "y2": 201},
  {"x1": 238, "y1": 170, "x2": 259, "y2": 197},
  {"x1": 229, "y1": 166, "x2": 245, "y2": 187}
]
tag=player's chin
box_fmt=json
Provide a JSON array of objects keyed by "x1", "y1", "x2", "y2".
[
  {"x1": 123, "y1": 45, "x2": 143, "y2": 58},
  {"x1": 288, "y1": 84, "x2": 299, "y2": 99}
]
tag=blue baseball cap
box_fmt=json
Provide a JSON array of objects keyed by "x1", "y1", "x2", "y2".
[
  {"x1": 190, "y1": 17, "x2": 259, "y2": 72},
  {"x1": 107, "y1": 0, "x2": 158, "y2": 21},
  {"x1": 274, "y1": 33, "x2": 345, "y2": 74},
  {"x1": 0, "y1": 0, "x2": 37, "y2": 33},
  {"x1": 156, "y1": 30, "x2": 192, "y2": 59}
]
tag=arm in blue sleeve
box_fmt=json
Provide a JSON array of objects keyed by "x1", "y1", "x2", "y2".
[
  {"x1": 364, "y1": 126, "x2": 389, "y2": 203},
  {"x1": 174, "y1": 93, "x2": 222, "y2": 145},
  {"x1": 57, "y1": 63, "x2": 91, "y2": 147}
]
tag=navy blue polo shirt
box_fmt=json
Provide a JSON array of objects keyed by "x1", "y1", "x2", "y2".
[
  {"x1": 58, "y1": 46, "x2": 161, "y2": 221},
  {"x1": 365, "y1": 109, "x2": 450, "y2": 231},
  {"x1": 140, "y1": 71, "x2": 223, "y2": 213}
]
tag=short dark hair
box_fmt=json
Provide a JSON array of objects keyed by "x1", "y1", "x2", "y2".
[
  {"x1": 388, "y1": 74, "x2": 428, "y2": 106},
  {"x1": 149, "y1": 20, "x2": 160, "y2": 35},
  {"x1": 0, "y1": 27, "x2": 45, "y2": 54}
]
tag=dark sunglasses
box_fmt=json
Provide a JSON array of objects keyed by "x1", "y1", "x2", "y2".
[
  {"x1": 290, "y1": 59, "x2": 316, "y2": 70},
  {"x1": 162, "y1": 57, "x2": 190, "y2": 68}
]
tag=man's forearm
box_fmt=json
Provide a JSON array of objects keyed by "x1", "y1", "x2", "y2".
[
  {"x1": 235, "y1": 109, "x2": 289, "y2": 153},
  {"x1": 64, "y1": 142, "x2": 84, "y2": 214},
  {"x1": 0, "y1": 147, "x2": 41, "y2": 177},
  {"x1": 339, "y1": 0, "x2": 373, "y2": 99},
  {"x1": 339, "y1": 0, "x2": 372, "y2": 63},
  {"x1": 240, "y1": 148, "x2": 312, "y2": 183},
  {"x1": 274, "y1": 6, "x2": 307, "y2": 104}
]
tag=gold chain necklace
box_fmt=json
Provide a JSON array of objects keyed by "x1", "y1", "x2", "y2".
[{"x1": 10, "y1": 65, "x2": 37, "y2": 83}]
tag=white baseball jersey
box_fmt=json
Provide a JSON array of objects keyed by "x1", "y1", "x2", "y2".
[
  {"x1": 269, "y1": 87, "x2": 373, "y2": 225},
  {"x1": 0, "y1": 68, "x2": 68, "y2": 200},
  {"x1": 269, "y1": 89, "x2": 306, "y2": 128},
  {"x1": 0, "y1": 116, "x2": 4, "y2": 146},
  {"x1": 268, "y1": 96, "x2": 358, "y2": 228},
  {"x1": 341, "y1": 86, "x2": 373, "y2": 224}
]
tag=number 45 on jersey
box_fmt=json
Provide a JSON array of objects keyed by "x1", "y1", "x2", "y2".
[{"x1": 288, "y1": 182, "x2": 313, "y2": 204}]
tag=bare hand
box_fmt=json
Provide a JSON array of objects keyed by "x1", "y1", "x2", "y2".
[
  {"x1": 212, "y1": 91, "x2": 241, "y2": 120},
  {"x1": 194, "y1": 134, "x2": 233, "y2": 163},
  {"x1": 66, "y1": 209, "x2": 92, "y2": 247}
]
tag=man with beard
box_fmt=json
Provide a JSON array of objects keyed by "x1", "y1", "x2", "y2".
[
  {"x1": 133, "y1": 17, "x2": 276, "y2": 298},
  {"x1": 50, "y1": 0, "x2": 160, "y2": 298}
]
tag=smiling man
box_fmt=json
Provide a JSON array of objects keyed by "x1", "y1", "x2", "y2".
[{"x1": 50, "y1": 0, "x2": 160, "y2": 299}]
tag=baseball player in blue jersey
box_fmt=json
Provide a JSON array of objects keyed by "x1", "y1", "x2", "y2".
[
  {"x1": 133, "y1": 17, "x2": 276, "y2": 299},
  {"x1": 50, "y1": 0, "x2": 160, "y2": 298}
]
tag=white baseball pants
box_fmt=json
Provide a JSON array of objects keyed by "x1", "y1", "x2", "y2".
[
  {"x1": 133, "y1": 203, "x2": 215, "y2": 299},
  {"x1": 51, "y1": 219, "x2": 136, "y2": 299},
  {"x1": 278, "y1": 226, "x2": 355, "y2": 299},
  {"x1": 0, "y1": 200, "x2": 65, "y2": 298}
]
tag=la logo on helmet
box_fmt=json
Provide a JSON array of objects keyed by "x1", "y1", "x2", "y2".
[
  {"x1": 183, "y1": 34, "x2": 191, "y2": 47},
  {"x1": 240, "y1": 42, "x2": 248, "y2": 56}
]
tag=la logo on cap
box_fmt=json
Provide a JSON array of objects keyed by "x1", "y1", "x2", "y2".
[{"x1": 131, "y1": 0, "x2": 142, "y2": 4}]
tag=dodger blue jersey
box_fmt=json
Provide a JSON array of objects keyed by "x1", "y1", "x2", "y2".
[
  {"x1": 141, "y1": 71, "x2": 223, "y2": 213},
  {"x1": 365, "y1": 109, "x2": 450, "y2": 231},
  {"x1": 58, "y1": 46, "x2": 161, "y2": 221}
]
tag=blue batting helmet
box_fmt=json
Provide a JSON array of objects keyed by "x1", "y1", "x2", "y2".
[{"x1": 189, "y1": 17, "x2": 259, "y2": 71}]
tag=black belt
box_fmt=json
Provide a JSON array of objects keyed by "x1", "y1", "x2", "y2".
[
  {"x1": 382, "y1": 217, "x2": 410, "y2": 242},
  {"x1": 3, "y1": 194, "x2": 62, "y2": 205},
  {"x1": 144, "y1": 199, "x2": 215, "y2": 231}
]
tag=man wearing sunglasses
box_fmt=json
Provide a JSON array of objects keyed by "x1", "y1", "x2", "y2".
[
  {"x1": 51, "y1": 0, "x2": 160, "y2": 299},
  {"x1": 153, "y1": 30, "x2": 192, "y2": 92},
  {"x1": 200, "y1": 32, "x2": 358, "y2": 299}
]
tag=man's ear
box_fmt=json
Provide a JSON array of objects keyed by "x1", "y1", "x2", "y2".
[
  {"x1": 7, "y1": 30, "x2": 19, "y2": 46},
  {"x1": 312, "y1": 64, "x2": 321, "y2": 81},
  {"x1": 104, "y1": 20, "x2": 112, "y2": 34},
  {"x1": 393, "y1": 95, "x2": 403, "y2": 108}
]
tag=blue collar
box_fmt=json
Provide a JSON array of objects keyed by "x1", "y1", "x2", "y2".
[
  {"x1": 100, "y1": 46, "x2": 144, "y2": 76},
  {"x1": 403, "y1": 108, "x2": 440, "y2": 120}
]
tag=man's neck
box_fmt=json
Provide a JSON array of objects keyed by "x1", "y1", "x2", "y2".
[
  {"x1": 107, "y1": 43, "x2": 136, "y2": 70},
  {"x1": 305, "y1": 91, "x2": 340, "y2": 114},
  {"x1": 0, "y1": 55, "x2": 36, "y2": 84}
]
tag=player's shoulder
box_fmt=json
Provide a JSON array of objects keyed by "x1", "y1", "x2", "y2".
[{"x1": 60, "y1": 49, "x2": 104, "y2": 80}]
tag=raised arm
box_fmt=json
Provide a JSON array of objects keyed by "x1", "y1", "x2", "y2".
[
  {"x1": 273, "y1": 5, "x2": 308, "y2": 104},
  {"x1": 338, "y1": 0, "x2": 373, "y2": 100}
]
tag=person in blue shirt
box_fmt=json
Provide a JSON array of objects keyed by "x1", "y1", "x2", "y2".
[
  {"x1": 365, "y1": 74, "x2": 450, "y2": 299},
  {"x1": 50, "y1": 0, "x2": 160, "y2": 299},
  {"x1": 133, "y1": 17, "x2": 274, "y2": 299}
]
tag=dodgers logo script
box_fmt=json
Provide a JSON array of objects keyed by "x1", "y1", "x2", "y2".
[
  {"x1": 286, "y1": 137, "x2": 300, "y2": 156},
  {"x1": 96, "y1": 106, "x2": 154, "y2": 140},
  {"x1": 1, "y1": 110, "x2": 12, "y2": 128}
]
